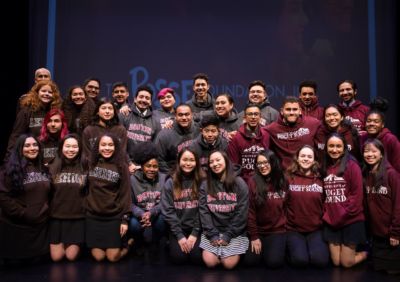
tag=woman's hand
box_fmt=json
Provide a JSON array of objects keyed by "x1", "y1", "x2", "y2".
[{"x1": 251, "y1": 239, "x2": 262, "y2": 254}]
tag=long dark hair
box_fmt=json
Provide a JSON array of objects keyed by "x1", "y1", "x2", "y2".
[
  {"x1": 5, "y1": 134, "x2": 46, "y2": 193},
  {"x1": 49, "y1": 134, "x2": 83, "y2": 177},
  {"x1": 172, "y1": 148, "x2": 205, "y2": 200},
  {"x1": 87, "y1": 133, "x2": 124, "y2": 172},
  {"x1": 253, "y1": 150, "x2": 287, "y2": 206},
  {"x1": 206, "y1": 150, "x2": 236, "y2": 196},
  {"x1": 322, "y1": 132, "x2": 353, "y2": 177},
  {"x1": 361, "y1": 138, "x2": 387, "y2": 188}
]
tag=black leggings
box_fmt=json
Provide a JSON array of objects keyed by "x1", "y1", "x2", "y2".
[{"x1": 168, "y1": 232, "x2": 202, "y2": 265}]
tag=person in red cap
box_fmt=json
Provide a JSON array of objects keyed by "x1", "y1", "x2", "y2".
[{"x1": 154, "y1": 88, "x2": 176, "y2": 129}]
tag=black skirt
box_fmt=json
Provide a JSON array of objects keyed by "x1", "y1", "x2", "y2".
[
  {"x1": 49, "y1": 218, "x2": 85, "y2": 245},
  {"x1": 323, "y1": 221, "x2": 367, "y2": 245},
  {"x1": 372, "y1": 236, "x2": 400, "y2": 272},
  {"x1": 85, "y1": 216, "x2": 122, "y2": 249},
  {"x1": 0, "y1": 220, "x2": 49, "y2": 259}
]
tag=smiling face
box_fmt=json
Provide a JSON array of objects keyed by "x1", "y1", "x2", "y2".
[
  {"x1": 22, "y1": 137, "x2": 40, "y2": 160},
  {"x1": 215, "y1": 95, "x2": 233, "y2": 118},
  {"x1": 244, "y1": 106, "x2": 261, "y2": 129},
  {"x1": 193, "y1": 78, "x2": 209, "y2": 100},
  {"x1": 134, "y1": 90, "x2": 152, "y2": 111},
  {"x1": 179, "y1": 150, "x2": 196, "y2": 175},
  {"x1": 248, "y1": 85, "x2": 266, "y2": 104},
  {"x1": 299, "y1": 86, "x2": 316, "y2": 106},
  {"x1": 209, "y1": 151, "x2": 226, "y2": 177},
  {"x1": 363, "y1": 143, "x2": 383, "y2": 171},
  {"x1": 71, "y1": 87, "x2": 86, "y2": 105},
  {"x1": 85, "y1": 80, "x2": 100, "y2": 98},
  {"x1": 338, "y1": 82, "x2": 356, "y2": 103},
  {"x1": 98, "y1": 136, "x2": 115, "y2": 159},
  {"x1": 324, "y1": 106, "x2": 343, "y2": 130},
  {"x1": 365, "y1": 113, "x2": 384, "y2": 136},
  {"x1": 297, "y1": 147, "x2": 315, "y2": 173},
  {"x1": 159, "y1": 92, "x2": 175, "y2": 111},
  {"x1": 281, "y1": 102, "x2": 301, "y2": 124},
  {"x1": 175, "y1": 105, "x2": 192, "y2": 129},
  {"x1": 142, "y1": 158, "x2": 159, "y2": 180},
  {"x1": 62, "y1": 137, "x2": 79, "y2": 160},
  {"x1": 326, "y1": 136, "x2": 345, "y2": 160},
  {"x1": 38, "y1": 85, "x2": 54, "y2": 104},
  {"x1": 112, "y1": 86, "x2": 129, "y2": 104},
  {"x1": 256, "y1": 155, "x2": 271, "y2": 176}
]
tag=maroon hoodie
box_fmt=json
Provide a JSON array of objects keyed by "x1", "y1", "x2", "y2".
[
  {"x1": 315, "y1": 124, "x2": 361, "y2": 162},
  {"x1": 299, "y1": 98, "x2": 324, "y2": 120},
  {"x1": 322, "y1": 159, "x2": 365, "y2": 229},
  {"x1": 286, "y1": 172, "x2": 324, "y2": 232},
  {"x1": 365, "y1": 165, "x2": 400, "y2": 240},
  {"x1": 227, "y1": 124, "x2": 269, "y2": 184},
  {"x1": 265, "y1": 116, "x2": 321, "y2": 170},
  {"x1": 361, "y1": 128, "x2": 400, "y2": 174},
  {"x1": 338, "y1": 100, "x2": 369, "y2": 135},
  {"x1": 247, "y1": 177, "x2": 286, "y2": 240}
]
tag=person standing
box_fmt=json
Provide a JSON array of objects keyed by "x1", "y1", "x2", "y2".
[
  {"x1": 154, "y1": 88, "x2": 176, "y2": 130},
  {"x1": 298, "y1": 80, "x2": 324, "y2": 120},
  {"x1": 186, "y1": 73, "x2": 215, "y2": 119}
]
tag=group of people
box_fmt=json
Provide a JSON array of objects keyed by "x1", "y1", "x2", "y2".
[{"x1": 0, "y1": 68, "x2": 399, "y2": 274}]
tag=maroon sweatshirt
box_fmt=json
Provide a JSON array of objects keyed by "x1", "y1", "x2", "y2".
[
  {"x1": 322, "y1": 159, "x2": 365, "y2": 229},
  {"x1": 247, "y1": 178, "x2": 286, "y2": 240},
  {"x1": 361, "y1": 128, "x2": 400, "y2": 174},
  {"x1": 315, "y1": 124, "x2": 361, "y2": 162},
  {"x1": 365, "y1": 165, "x2": 400, "y2": 240},
  {"x1": 286, "y1": 172, "x2": 324, "y2": 232},
  {"x1": 300, "y1": 98, "x2": 324, "y2": 120},
  {"x1": 338, "y1": 100, "x2": 369, "y2": 135},
  {"x1": 265, "y1": 116, "x2": 321, "y2": 170},
  {"x1": 227, "y1": 124, "x2": 269, "y2": 184}
]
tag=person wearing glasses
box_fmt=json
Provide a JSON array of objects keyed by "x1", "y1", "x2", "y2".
[
  {"x1": 227, "y1": 104, "x2": 270, "y2": 184},
  {"x1": 265, "y1": 96, "x2": 321, "y2": 170},
  {"x1": 244, "y1": 150, "x2": 287, "y2": 268},
  {"x1": 238, "y1": 80, "x2": 279, "y2": 126}
]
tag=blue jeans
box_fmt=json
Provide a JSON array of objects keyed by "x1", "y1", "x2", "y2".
[{"x1": 129, "y1": 214, "x2": 166, "y2": 244}]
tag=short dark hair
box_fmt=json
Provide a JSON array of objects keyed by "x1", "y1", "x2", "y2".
[
  {"x1": 135, "y1": 85, "x2": 153, "y2": 98},
  {"x1": 337, "y1": 80, "x2": 357, "y2": 92},
  {"x1": 281, "y1": 96, "x2": 300, "y2": 107},
  {"x1": 244, "y1": 103, "x2": 261, "y2": 113},
  {"x1": 248, "y1": 80, "x2": 266, "y2": 91},
  {"x1": 83, "y1": 77, "x2": 101, "y2": 88},
  {"x1": 193, "y1": 73, "x2": 209, "y2": 84},
  {"x1": 298, "y1": 80, "x2": 317, "y2": 93},
  {"x1": 112, "y1": 81, "x2": 128, "y2": 92},
  {"x1": 200, "y1": 114, "x2": 220, "y2": 128}
]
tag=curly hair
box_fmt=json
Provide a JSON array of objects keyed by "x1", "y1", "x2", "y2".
[{"x1": 20, "y1": 80, "x2": 62, "y2": 112}]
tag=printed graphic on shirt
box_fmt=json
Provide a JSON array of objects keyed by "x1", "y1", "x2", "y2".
[
  {"x1": 207, "y1": 191, "x2": 237, "y2": 213},
  {"x1": 289, "y1": 184, "x2": 323, "y2": 193},
  {"x1": 54, "y1": 172, "x2": 86, "y2": 186},
  {"x1": 29, "y1": 117, "x2": 44, "y2": 128},
  {"x1": 324, "y1": 174, "x2": 347, "y2": 203},
  {"x1": 43, "y1": 147, "x2": 58, "y2": 158},
  {"x1": 277, "y1": 128, "x2": 310, "y2": 140},
  {"x1": 136, "y1": 191, "x2": 161, "y2": 210},
  {"x1": 23, "y1": 172, "x2": 49, "y2": 184},
  {"x1": 241, "y1": 145, "x2": 265, "y2": 170},
  {"x1": 174, "y1": 188, "x2": 198, "y2": 209},
  {"x1": 89, "y1": 167, "x2": 120, "y2": 183},
  {"x1": 366, "y1": 185, "x2": 388, "y2": 195}
]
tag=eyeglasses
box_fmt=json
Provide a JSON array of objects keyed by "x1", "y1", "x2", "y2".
[
  {"x1": 256, "y1": 161, "x2": 270, "y2": 168},
  {"x1": 246, "y1": 112, "x2": 261, "y2": 117}
]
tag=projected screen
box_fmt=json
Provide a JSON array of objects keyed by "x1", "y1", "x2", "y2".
[{"x1": 29, "y1": 0, "x2": 396, "y2": 129}]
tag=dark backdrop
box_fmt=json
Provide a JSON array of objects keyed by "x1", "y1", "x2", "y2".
[{"x1": 1, "y1": 0, "x2": 399, "y2": 161}]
